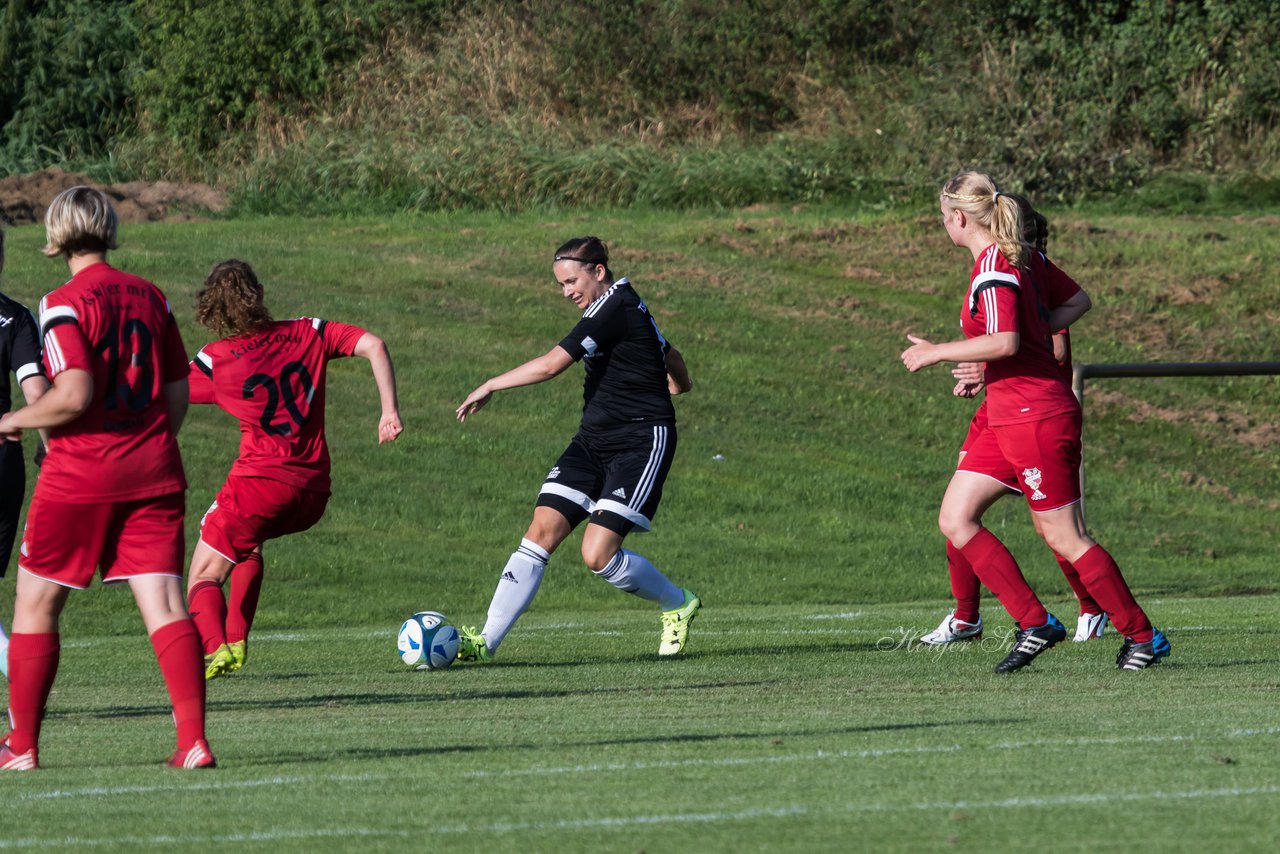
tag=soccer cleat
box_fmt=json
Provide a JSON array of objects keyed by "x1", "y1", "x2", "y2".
[
  {"x1": 227, "y1": 640, "x2": 248, "y2": 672},
  {"x1": 455, "y1": 626, "x2": 493, "y2": 663},
  {"x1": 204, "y1": 644, "x2": 236, "y2": 680},
  {"x1": 659, "y1": 589, "x2": 701, "y2": 656},
  {"x1": 994, "y1": 614, "x2": 1067, "y2": 673},
  {"x1": 1116, "y1": 629, "x2": 1171, "y2": 671},
  {"x1": 1073, "y1": 612, "x2": 1108, "y2": 642},
  {"x1": 167, "y1": 738, "x2": 217, "y2": 769},
  {"x1": 0, "y1": 735, "x2": 37, "y2": 771},
  {"x1": 920, "y1": 612, "x2": 983, "y2": 645}
]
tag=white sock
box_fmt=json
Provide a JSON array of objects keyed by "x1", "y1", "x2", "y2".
[
  {"x1": 481, "y1": 538, "x2": 549, "y2": 652},
  {"x1": 596, "y1": 549, "x2": 684, "y2": 610}
]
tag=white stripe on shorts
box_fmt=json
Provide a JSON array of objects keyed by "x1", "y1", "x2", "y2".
[
  {"x1": 539, "y1": 482, "x2": 596, "y2": 513},
  {"x1": 630, "y1": 425, "x2": 668, "y2": 512}
]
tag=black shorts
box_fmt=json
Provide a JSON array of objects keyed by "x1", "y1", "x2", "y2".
[
  {"x1": 0, "y1": 440, "x2": 25, "y2": 579},
  {"x1": 536, "y1": 424, "x2": 677, "y2": 535}
]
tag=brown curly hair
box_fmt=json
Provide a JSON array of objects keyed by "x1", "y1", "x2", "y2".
[{"x1": 195, "y1": 259, "x2": 274, "y2": 337}]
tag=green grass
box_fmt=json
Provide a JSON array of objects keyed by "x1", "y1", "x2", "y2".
[
  {"x1": 0, "y1": 206, "x2": 1277, "y2": 848},
  {"x1": 3, "y1": 597, "x2": 1280, "y2": 851}
]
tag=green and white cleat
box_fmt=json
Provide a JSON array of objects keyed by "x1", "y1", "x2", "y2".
[
  {"x1": 227, "y1": 640, "x2": 247, "y2": 672},
  {"x1": 456, "y1": 626, "x2": 494, "y2": 663},
  {"x1": 659, "y1": 589, "x2": 701, "y2": 656},
  {"x1": 204, "y1": 644, "x2": 236, "y2": 681}
]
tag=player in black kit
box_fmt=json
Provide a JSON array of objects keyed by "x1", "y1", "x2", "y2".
[
  {"x1": 455, "y1": 236, "x2": 700, "y2": 661},
  {"x1": 0, "y1": 226, "x2": 51, "y2": 677}
]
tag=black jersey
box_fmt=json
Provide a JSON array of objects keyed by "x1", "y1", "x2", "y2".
[
  {"x1": 558, "y1": 278, "x2": 676, "y2": 434},
  {"x1": 0, "y1": 291, "x2": 43, "y2": 414}
]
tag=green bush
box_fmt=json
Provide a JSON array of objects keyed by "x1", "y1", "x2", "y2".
[
  {"x1": 0, "y1": 0, "x2": 138, "y2": 171},
  {"x1": 5, "y1": 0, "x2": 1280, "y2": 209},
  {"x1": 130, "y1": 0, "x2": 379, "y2": 152}
]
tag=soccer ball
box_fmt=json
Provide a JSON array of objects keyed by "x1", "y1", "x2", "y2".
[{"x1": 397, "y1": 611, "x2": 460, "y2": 670}]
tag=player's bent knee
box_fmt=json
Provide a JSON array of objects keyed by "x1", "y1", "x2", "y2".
[
  {"x1": 938, "y1": 512, "x2": 975, "y2": 543},
  {"x1": 582, "y1": 545, "x2": 617, "y2": 574}
]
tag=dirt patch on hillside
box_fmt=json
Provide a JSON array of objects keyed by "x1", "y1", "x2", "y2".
[
  {"x1": 0, "y1": 167, "x2": 228, "y2": 226},
  {"x1": 1089, "y1": 387, "x2": 1279, "y2": 449}
]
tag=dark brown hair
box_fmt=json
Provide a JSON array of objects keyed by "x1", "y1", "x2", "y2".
[
  {"x1": 554, "y1": 236, "x2": 613, "y2": 280},
  {"x1": 195, "y1": 259, "x2": 274, "y2": 337}
]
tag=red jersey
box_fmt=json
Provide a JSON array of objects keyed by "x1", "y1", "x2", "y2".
[
  {"x1": 37, "y1": 262, "x2": 188, "y2": 502},
  {"x1": 961, "y1": 245, "x2": 1079, "y2": 426},
  {"x1": 189, "y1": 317, "x2": 366, "y2": 492}
]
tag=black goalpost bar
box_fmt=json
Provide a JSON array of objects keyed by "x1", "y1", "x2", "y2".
[{"x1": 1071, "y1": 360, "x2": 1280, "y2": 504}]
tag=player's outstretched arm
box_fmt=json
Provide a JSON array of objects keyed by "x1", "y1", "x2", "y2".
[
  {"x1": 456, "y1": 345, "x2": 575, "y2": 423},
  {"x1": 901, "y1": 332, "x2": 1019, "y2": 372},
  {"x1": 353, "y1": 332, "x2": 403, "y2": 444},
  {"x1": 666, "y1": 346, "x2": 692, "y2": 395}
]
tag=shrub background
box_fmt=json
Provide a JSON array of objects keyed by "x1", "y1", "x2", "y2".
[{"x1": 2, "y1": 0, "x2": 1279, "y2": 210}]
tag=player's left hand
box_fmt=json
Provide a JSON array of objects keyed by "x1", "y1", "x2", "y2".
[
  {"x1": 900, "y1": 334, "x2": 938, "y2": 372},
  {"x1": 378, "y1": 412, "x2": 403, "y2": 444}
]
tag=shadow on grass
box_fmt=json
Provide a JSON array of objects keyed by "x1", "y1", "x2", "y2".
[
  {"x1": 226, "y1": 715, "x2": 1031, "y2": 768},
  {"x1": 46, "y1": 677, "x2": 785, "y2": 722}
]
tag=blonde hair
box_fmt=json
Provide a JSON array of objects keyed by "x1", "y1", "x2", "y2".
[
  {"x1": 196, "y1": 259, "x2": 274, "y2": 337},
  {"x1": 42, "y1": 186, "x2": 120, "y2": 258},
  {"x1": 940, "y1": 172, "x2": 1031, "y2": 268}
]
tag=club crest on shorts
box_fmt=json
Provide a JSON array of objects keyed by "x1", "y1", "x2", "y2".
[{"x1": 1022, "y1": 467, "x2": 1046, "y2": 501}]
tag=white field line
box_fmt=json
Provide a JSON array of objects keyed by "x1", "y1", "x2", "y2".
[
  {"x1": 9, "y1": 773, "x2": 387, "y2": 804},
  {"x1": 3, "y1": 787, "x2": 1280, "y2": 847},
  {"x1": 8, "y1": 724, "x2": 1278, "y2": 807}
]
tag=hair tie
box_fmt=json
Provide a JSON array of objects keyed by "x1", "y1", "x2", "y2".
[{"x1": 992, "y1": 191, "x2": 1002, "y2": 203}]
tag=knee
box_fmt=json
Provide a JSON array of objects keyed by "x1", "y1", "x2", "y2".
[
  {"x1": 582, "y1": 542, "x2": 619, "y2": 574},
  {"x1": 189, "y1": 558, "x2": 231, "y2": 588},
  {"x1": 523, "y1": 520, "x2": 567, "y2": 555},
  {"x1": 1039, "y1": 527, "x2": 1085, "y2": 560},
  {"x1": 938, "y1": 508, "x2": 973, "y2": 544}
]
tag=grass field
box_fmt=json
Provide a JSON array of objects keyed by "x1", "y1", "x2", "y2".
[
  {"x1": 0, "y1": 206, "x2": 1277, "y2": 849},
  {"x1": 3, "y1": 597, "x2": 1279, "y2": 851}
]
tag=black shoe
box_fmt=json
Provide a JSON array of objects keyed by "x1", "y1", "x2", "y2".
[
  {"x1": 1116, "y1": 629, "x2": 1171, "y2": 670},
  {"x1": 994, "y1": 615, "x2": 1067, "y2": 673}
]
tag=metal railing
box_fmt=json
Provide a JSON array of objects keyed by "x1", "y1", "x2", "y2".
[{"x1": 1072, "y1": 360, "x2": 1280, "y2": 501}]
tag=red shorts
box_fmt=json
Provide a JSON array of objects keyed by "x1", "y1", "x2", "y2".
[
  {"x1": 18, "y1": 492, "x2": 185, "y2": 589},
  {"x1": 990, "y1": 409, "x2": 1083, "y2": 512},
  {"x1": 955, "y1": 404, "x2": 1021, "y2": 493},
  {"x1": 199, "y1": 475, "x2": 329, "y2": 563}
]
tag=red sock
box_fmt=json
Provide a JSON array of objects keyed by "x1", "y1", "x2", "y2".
[
  {"x1": 187, "y1": 581, "x2": 228, "y2": 655},
  {"x1": 5, "y1": 633, "x2": 60, "y2": 755},
  {"x1": 958, "y1": 528, "x2": 1048, "y2": 629},
  {"x1": 947, "y1": 542, "x2": 981, "y2": 624},
  {"x1": 150, "y1": 618, "x2": 207, "y2": 750},
  {"x1": 1054, "y1": 553, "x2": 1102, "y2": 615},
  {"x1": 226, "y1": 552, "x2": 264, "y2": 645},
  {"x1": 1072, "y1": 545, "x2": 1153, "y2": 641}
]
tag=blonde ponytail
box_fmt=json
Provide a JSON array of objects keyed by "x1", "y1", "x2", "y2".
[{"x1": 941, "y1": 172, "x2": 1032, "y2": 268}]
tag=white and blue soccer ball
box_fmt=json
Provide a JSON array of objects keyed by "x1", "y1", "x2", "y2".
[{"x1": 397, "y1": 611, "x2": 460, "y2": 670}]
